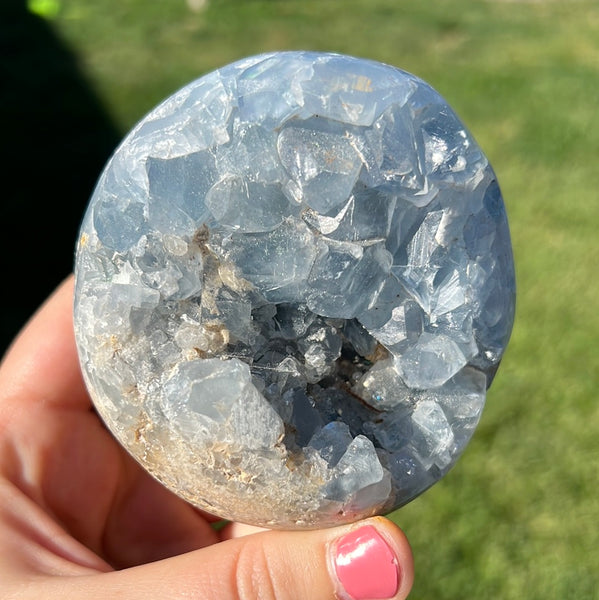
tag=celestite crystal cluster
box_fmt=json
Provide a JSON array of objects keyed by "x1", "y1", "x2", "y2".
[{"x1": 74, "y1": 51, "x2": 515, "y2": 528}]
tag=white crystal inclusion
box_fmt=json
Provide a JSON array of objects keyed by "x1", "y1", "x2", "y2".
[{"x1": 74, "y1": 51, "x2": 515, "y2": 529}]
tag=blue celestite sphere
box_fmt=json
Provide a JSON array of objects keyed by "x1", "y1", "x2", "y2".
[{"x1": 73, "y1": 51, "x2": 515, "y2": 529}]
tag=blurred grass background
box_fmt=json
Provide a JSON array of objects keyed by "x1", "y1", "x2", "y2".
[{"x1": 4, "y1": 0, "x2": 599, "y2": 597}]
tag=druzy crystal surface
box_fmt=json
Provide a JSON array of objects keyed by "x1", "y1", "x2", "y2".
[{"x1": 74, "y1": 51, "x2": 515, "y2": 528}]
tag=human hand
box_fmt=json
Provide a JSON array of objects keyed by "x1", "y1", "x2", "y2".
[{"x1": 0, "y1": 276, "x2": 413, "y2": 599}]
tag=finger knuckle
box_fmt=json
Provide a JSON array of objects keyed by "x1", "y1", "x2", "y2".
[{"x1": 233, "y1": 539, "x2": 283, "y2": 600}]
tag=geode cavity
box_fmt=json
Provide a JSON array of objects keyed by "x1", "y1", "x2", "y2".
[{"x1": 73, "y1": 51, "x2": 516, "y2": 528}]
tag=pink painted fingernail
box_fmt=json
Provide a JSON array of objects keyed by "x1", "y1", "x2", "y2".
[{"x1": 333, "y1": 525, "x2": 400, "y2": 600}]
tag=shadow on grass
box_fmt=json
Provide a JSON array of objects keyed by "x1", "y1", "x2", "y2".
[{"x1": 0, "y1": 0, "x2": 121, "y2": 358}]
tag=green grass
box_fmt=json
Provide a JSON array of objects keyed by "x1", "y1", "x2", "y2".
[{"x1": 46, "y1": 1, "x2": 599, "y2": 597}]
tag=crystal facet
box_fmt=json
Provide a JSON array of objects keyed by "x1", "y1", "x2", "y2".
[{"x1": 73, "y1": 51, "x2": 516, "y2": 529}]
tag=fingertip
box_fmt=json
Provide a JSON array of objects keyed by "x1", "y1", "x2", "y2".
[
  {"x1": 0, "y1": 275, "x2": 89, "y2": 412},
  {"x1": 329, "y1": 516, "x2": 414, "y2": 600},
  {"x1": 218, "y1": 515, "x2": 415, "y2": 600}
]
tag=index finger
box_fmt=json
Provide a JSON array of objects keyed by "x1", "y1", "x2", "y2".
[{"x1": 0, "y1": 275, "x2": 90, "y2": 418}]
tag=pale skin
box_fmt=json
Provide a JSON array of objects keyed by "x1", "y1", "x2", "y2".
[{"x1": 0, "y1": 276, "x2": 414, "y2": 599}]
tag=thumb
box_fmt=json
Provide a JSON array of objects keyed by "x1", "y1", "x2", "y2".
[{"x1": 43, "y1": 517, "x2": 413, "y2": 600}]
